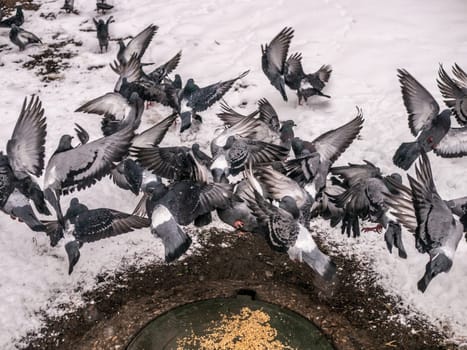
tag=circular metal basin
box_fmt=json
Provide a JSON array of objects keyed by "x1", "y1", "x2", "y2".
[{"x1": 127, "y1": 295, "x2": 334, "y2": 349}]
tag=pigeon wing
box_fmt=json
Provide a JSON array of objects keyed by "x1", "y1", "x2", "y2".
[
  {"x1": 433, "y1": 127, "x2": 467, "y2": 158},
  {"x1": 258, "y1": 98, "x2": 280, "y2": 132},
  {"x1": 132, "y1": 112, "x2": 177, "y2": 148},
  {"x1": 194, "y1": 182, "x2": 233, "y2": 214},
  {"x1": 311, "y1": 108, "x2": 364, "y2": 165},
  {"x1": 122, "y1": 24, "x2": 158, "y2": 63},
  {"x1": 284, "y1": 52, "x2": 304, "y2": 89},
  {"x1": 216, "y1": 100, "x2": 258, "y2": 127},
  {"x1": 148, "y1": 50, "x2": 182, "y2": 81},
  {"x1": 437, "y1": 64, "x2": 467, "y2": 125},
  {"x1": 109, "y1": 210, "x2": 150, "y2": 235},
  {"x1": 75, "y1": 92, "x2": 131, "y2": 120},
  {"x1": 452, "y1": 63, "x2": 467, "y2": 88},
  {"x1": 7, "y1": 95, "x2": 46, "y2": 177},
  {"x1": 397, "y1": 69, "x2": 440, "y2": 136},
  {"x1": 262, "y1": 27, "x2": 294, "y2": 76}
]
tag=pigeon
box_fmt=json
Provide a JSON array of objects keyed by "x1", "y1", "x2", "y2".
[
  {"x1": 385, "y1": 152, "x2": 463, "y2": 292},
  {"x1": 217, "y1": 98, "x2": 287, "y2": 144},
  {"x1": 177, "y1": 70, "x2": 249, "y2": 133},
  {"x1": 146, "y1": 50, "x2": 182, "y2": 85},
  {"x1": 9, "y1": 24, "x2": 41, "y2": 51},
  {"x1": 437, "y1": 64, "x2": 467, "y2": 126},
  {"x1": 0, "y1": 5, "x2": 23, "y2": 27},
  {"x1": 309, "y1": 180, "x2": 345, "y2": 228},
  {"x1": 44, "y1": 197, "x2": 149, "y2": 274},
  {"x1": 110, "y1": 158, "x2": 143, "y2": 195},
  {"x1": 0, "y1": 96, "x2": 49, "y2": 231},
  {"x1": 96, "y1": 0, "x2": 113, "y2": 14},
  {"x1": 285, "y1": 108, "x2": 364, "y2": 195},
  {"x1": 328, "y1": 161, "x2": 407, "y2": 258},
  {"x1": 261, "y1": 27, "x2": 294, "y2": 101},
  {"x1": 284, "y1": 52, "x2": 332, "y2": 103},
  {"x1": 43, "y1": 123, "x2": 134, "y2": 222},
  {"x1": 131, "y1": 143, "x2": 212, "y2": 182},
  {"x1": 61, "y1": 0, "x2": 74, "y2": 13},
  {"x1": 138, "y1": 170, "x2": 232, "y2": 262},
  {"x1": 93, "y1": 16, "x2": 114, "y2": 53},
  {"x1": 76, "y1": 91, "x2": 144, "y2": 136},
  {"x1": 255, "y1": 166, "x2": 314, "y2": 227},
  {"x1": 117, "y1": 24, "x2": 157, "y2": 65},
  {"x1": 393, "y1": 69, "x2": 452, "y2": 170},
  {"x1": 217, "y1": 178, "x2": 260, "y2": 233},
  {"x1": 241, "y1": 167, "x2": 336, "y2": 280}
]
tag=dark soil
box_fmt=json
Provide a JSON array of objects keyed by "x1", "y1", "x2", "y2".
[{"x1": 22, "y1": 228, "x2": 454, "y2": 350}]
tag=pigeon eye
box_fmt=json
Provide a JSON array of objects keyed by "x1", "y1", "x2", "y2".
[{"x1": 427, "y1": 136, "x2": 434, "y2": 144}]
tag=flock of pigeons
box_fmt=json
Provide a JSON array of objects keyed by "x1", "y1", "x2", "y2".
[{"x1": 1, "y1": 3, "x2": 467, "y2": 293}]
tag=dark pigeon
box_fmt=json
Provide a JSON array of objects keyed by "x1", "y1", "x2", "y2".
[
  {"x1": 96, "y1": 0, "x2": 113, "y2": 14},
  {"x1": 261, "y1": 27, "x2": 294, "y2": 101},
  {"x1": 284, "y1": 52, "x2": 332, "y2": 103},
  {"x1": 328, "y1": 161, "x2": 407, "y2": 258},
  {"x1": 9, "y1": 24, "x2": 41, "y2": 51},
  {"x1": 178, "y1": 71, "x2": 249, "y2": 133},
  {"x1": 44, "y1": 197, "x2": 149, "y2": 274},
  {"x1": 0, "y1": 5, "x2": 23, "y2": 27},
  {"x1": 93, "y1": 16, "x2": 114, "y2": 53},
  {"x1": 385, "y1": 152, "x2": 463, "y2": 292}
]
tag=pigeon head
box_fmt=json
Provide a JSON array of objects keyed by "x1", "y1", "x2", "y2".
[
  {"x1": 183, "y1": 78, "x2": 198, "y2": 95},
  {"x1": 417, "y1": 252, "x2": 453, "y2": 292},
  {"x1": 389, "y1": 173, "x2": 402, "y2": 184},
  {"x1": 65, "y1": 197, "x2": 89, "y2": 222},
  {"x1": 280, "y1": 120, "x2": 297, "y2": 129},
  {"x1": 56, "y1": 135, "x2": 74, "y2": 153},
  {"x1": 280, "y1": 120, "x2": 296, "y2": 144},
  {"x1": 145, "y1": 182, "x2": 167, "y2": 201},
  {"x1": 224, "y1": 135, "x2": 236, "y2": 149},
  {"x1": 279, "y1": 196, "x2": 300, "y2": 219}
]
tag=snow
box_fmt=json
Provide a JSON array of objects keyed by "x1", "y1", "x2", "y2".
[{"x1": 0, "y1": 0, "x2": 466, "y2": 347}]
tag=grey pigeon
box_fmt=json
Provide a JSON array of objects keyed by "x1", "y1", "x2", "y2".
[
  {"x1": 93, "y1": 16, "x2": 114, "y2": 53},
  {"x1": 117, "y1": 24, "x2": 157, "y2": 65},
  {"x1": 0, "y1": 5, "x2": 23, "y2": 27},
  {"x1": 61, "y1": 0, "x2": 74, "y2": 13},
  {"x1": 44, "y1": 197, "x2": 149, "y2": 274},
  {"x1": 96, "y1": 0, "x2": 113, "y2": 14},
  {"x1": 309, "y1": 180, "x2": 345, "y2": 228},
  {"x1": 178, "y1": 70, "x2": 249, "y2": 133},
  {"x1": 284, "y1": 53, "x2": 332, "y2": 104},
  {"x1": 43, "y1": 123, "x2": 134, "y2": 222},
  {"x1": 110, "y1": 158, "x2": 143, "y2": 195},
  {"x1": 285, "y1": 108, "x2": 364, "y2": 194},
  {"x1": 0, "y1": 96, "x2": 49, "y2": 231},
  {"x1": 385, "y1": 152, "x2": 463, "y2": 292},
  {"x1": 9, "y1": 24, "x2": 41, "y2": 51},
  {"x1": 329, "y1": 161, "x2": 407, "y2": 258},
  {"x1": 393, "y1": 69, "x2": 452, "y2": 170},
  {"x1": 437, "y1": 64, "x2": 467, "y2": 126},
  {"x1": 241, "y1": 167, "x2": 336, "y2": 280},
  {"x1": 261, "y1": 27, "x2": 294, "y2": 101},
  {"x1": 138, "y1": 174, "x2": 232, "y2": 262}
]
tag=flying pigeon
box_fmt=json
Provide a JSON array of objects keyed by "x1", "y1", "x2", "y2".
[
  {"x1": 44, "y1": 197, "x2": 149, "y2": 274},
  {"x1": 329, "y1": 161, "x2": 407, "y2": 258},
  {"x1": 385, "y1": 152, "x2": 463, "y2": 292},
  {"x1": 284, "y1": 108, "x2": 364, "y2": 195},
  {"x1": 93, "y1": 16, "x2": 114, "y2": 53},
  {"x1": 393, "y1": 69, "x2": 454, "y2": 170},
  {"x1": 43, "y1": 123, "x2": 134, "y2": 221},
  {"x1": 61, "y1": 0, "x2": 74, "y2": 13},
  {"x1": 96, "y1": 0, "x2": 113, "y2": 14},
  {"x1": 117, "y1": 24, "x2": 157, "y2": 65},
  {"x1": 241, "y1": 167, "x2": 336, "y2": 280},
  {"x1": 261, "y1": 27, "x2": 294, "y2": 101},
  {"x1": 437, "y1": 64, "x2": 467, "y2": 126},
  {"x1": 0, "y1": 5, "x2": 23, "y2": 27},
  {"x1": 9, "y1": 24, "x2": 41, "y2": 51},
  {"x1": 284, "y1": 52, "x2": 332, "y2": 103},
  {"x1": 177, "y1": 70, "x2": 249, "y2": 133},
  {"x1": 0, "y1": 96, "x2": 49, "y2": 231}
]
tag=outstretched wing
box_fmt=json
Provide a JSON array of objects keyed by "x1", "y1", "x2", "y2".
[
  {"x1": 262, "y1": 27, "x2": 294, "y2": 76},
  {"x1": 284, "y1": 52, "x2": 304, "y2": 89},
  {"x1": 75, "y1": 92, "x2": 132, "y2": 120},
  {"x1": 132, "y1": 112, "x2": 177, "y2": 148},
  {"x1": 122, "y1": 24, "x2": 158, "y2": 63},
  {"x1": 433, "y1": 127, "x2": 467, "y2": 158},
  {"x1": 397, "y1": 69, "x2": 440, "y2": 136},
  {"x1": 7, "y1": 95, "x2": 46, "y2": 177}
]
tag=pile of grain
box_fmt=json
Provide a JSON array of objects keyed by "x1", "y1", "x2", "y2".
[{"x1": 176, "y1": 307, "x2": 295, "y2": 350}]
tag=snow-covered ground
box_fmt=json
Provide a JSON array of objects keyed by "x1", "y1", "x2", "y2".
[{"x1": 0, "y1": 0, "x2": 466, "y2": 347}]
